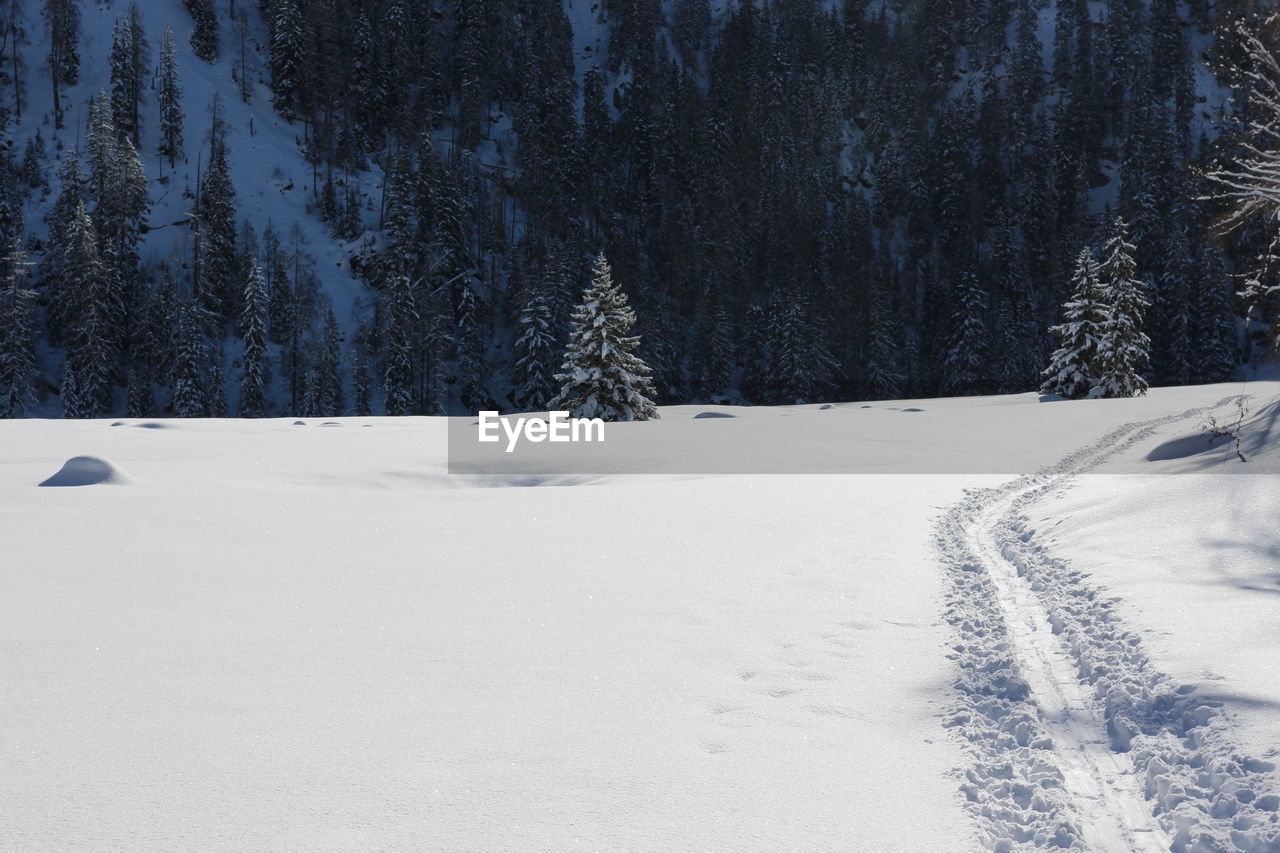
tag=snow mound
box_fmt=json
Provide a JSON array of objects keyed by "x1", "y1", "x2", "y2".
[
  {"x1": 1146, "y1": 399, "x2": 1280, "y2": 467},
  {"x1": 39, "y1": 456, "x2": 134, "y2": 487},
  {"x1": 693, "y1": 411, "x2": 735, "y2": 419}
]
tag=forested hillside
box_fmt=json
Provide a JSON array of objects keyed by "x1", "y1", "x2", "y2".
[{"x1": 0, "y1": 0, "x2": 1272, "y2": 417}]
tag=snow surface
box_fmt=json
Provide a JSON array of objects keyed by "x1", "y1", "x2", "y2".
[
  {"x1": 2, "y1": 382, "x2": 1279, "y2": 849},
  {"x1": 1032, "y1": 406, "x2": 1280, "y2": 763}
]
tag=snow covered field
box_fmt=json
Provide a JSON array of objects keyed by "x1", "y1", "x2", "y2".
[{"x1": 2, "y1": 383, "x2": 1279, "y2": 850}]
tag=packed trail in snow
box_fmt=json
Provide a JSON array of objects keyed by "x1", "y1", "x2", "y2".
[
  {"x1": 940, "y1": 398, "x2": 1280, "y2": 852},
  {"x1": 965, "y1": 488, "x2": 1170, "y2": 853}
]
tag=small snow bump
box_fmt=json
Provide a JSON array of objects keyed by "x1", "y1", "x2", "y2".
[{"x1": 39, "y1": 456, "x2": 134, "y2": 487}]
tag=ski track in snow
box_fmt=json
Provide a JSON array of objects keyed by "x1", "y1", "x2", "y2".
[{"x1": 940, "y1": 398, "x2": 1280, "y2": 852}]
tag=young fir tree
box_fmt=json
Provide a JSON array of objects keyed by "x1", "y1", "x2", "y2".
[
  {"x1": 184, "y1": 0, "x2": 218, "y2": 62},
  {"x1": 1042, "y1": 247, "x2": 1108, "y2": 399},
  {"x1": 512, "y1": 280, "x2": 558, "y2": 410},
  {"x1": 158, "y1": 26, "x2": 184, "y2": 168},
  {"x1": 239, "y1": 262, "x2": 269, "y2": 417},
  {"x1": 550, "y1": 254, "x2": 658, "y2": 421},
  {"x1": 0, "y1": 240, "x2": 36, "y2": 417},
  {"x1": 383, "y1": 273, "x2": 417, "y2": 416},
  {"x1": 1095, "y1": 218, "x2": 1150, "y2": 398},
  {"x1": 942, "y1": 272, "x2": 988, "y2": 395}
]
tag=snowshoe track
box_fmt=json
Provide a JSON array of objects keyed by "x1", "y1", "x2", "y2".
[{"x1": 939, "y1": 398, "x2": 1280, "y2": 851}]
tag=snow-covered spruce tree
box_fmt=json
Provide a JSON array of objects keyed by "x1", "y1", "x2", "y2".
[
  {"x1": 184, "y1": 0, "x2": 218, "y2": 62},
  {"x1": 239, "y1": 262, "x2": 269, "y2": 418},
  {"x1": 269, "y1": 0, "x2": 303, "y2": 117},
  {"x1": 740, "y1": 302, "x2": 772, "y2": 402},
  {"x1": 126, "y1": 5, "x2": 150, "y2": 121},
  {"x1": 109, "y1": 16, "x2": 138, "y2": 143},
  {"x1": 1095, "y1": 218, "x2": 1150, "y2": 398},
  {"x1": 61, "y1": 202, "x2": 114, "y2": 417},
  {"x1": 768, "y1": 292, "x2": 838, "y2": 405},
  {"x1": 0, "y1": 241, "x2": 37, "y2": 418},
  {"x1": 198, "y1": 112, "x2": 238, "y2": 324},
  {"x1": 98, "y1": 135, "x2": 148, "y2": 304},
  {"x1": 84, "y1": 91, "x2": 115, "y2": 205},
  {"x1": 421, "y1": 285, "x2": 452, "y2": 417},
  {"x1": 456, "y1": 284, "x2": 489, "y2": 411},
  {"x1": 454, "y1": 0, "x2": 485, "y2": 151},
  {"x1": 124, "y1": 282, "x2": 160, "y2": 419},
  {"x1": 21, "y1": 137, "x2": 47, "y2": 191},
  {"x1": 383, "y1": 273, "x2": 417, "y2": 416},
  {"x1": 1194, "y1": 250, "x2": 1240, "y2": 383},
  {"x1": 59, "y1": 358, "x2": 82, "y2": 418},
  {"x1": 675, "y1": 0, "x2": 712, "y2": 60},
  {"x1": 171, "y1": 302, "x2": 208, "y2": 417},
  {"x1": 43, "y1": 150, "x2": 84, "y2": 344},
  {"x1": 305, "y1": 307, "x2": 343, "y2": 416},
  {"x1": 158, "y1": 26, "x2": 183, "y2": 168},
  {"x1": 865, "y1": 286, "x2": 904, "y2": 399},
  {"x1": 43, "y1": 0, "x2": 81, "y2": 128},
  {"x1": 692, "y1": 294, "x2": 733, "y2": 399},
  {"x1": 942, "y1": 272, "x2": 988, "y2": 395},
  {"x1": 550, "y1": 254, "x2": 658, "y2": 421},
  {"x1": 1041, "y1": 248, "x2": 1108, "y2": 399},
  {"x1": 379, "y1": 149, "x2": 416, "y2": 276},
  {"x1": 352, "y1": 356, "x2": 372, "y2": 417},
  {"x1": 206, "y1": 350, "x2": 227, "y2": 417},
  {"x1": 512, "y1": 281, "x2": 558, "y2": 410}
]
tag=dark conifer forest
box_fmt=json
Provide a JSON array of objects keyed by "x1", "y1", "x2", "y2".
[{"x1": 0, "y1": 0, "x2": 1276, "y2": 417}]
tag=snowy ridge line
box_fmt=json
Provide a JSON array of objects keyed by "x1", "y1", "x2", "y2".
[{"x1": 937, "y1": 398, "x2": 1279, "y2": 851}]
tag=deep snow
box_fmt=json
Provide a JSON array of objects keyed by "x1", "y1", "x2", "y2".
[{"x1": 1, "y1": 382, "x2": 1278, "y2": 849}]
